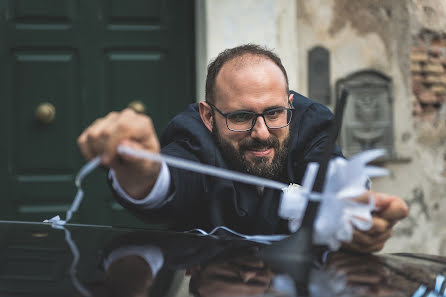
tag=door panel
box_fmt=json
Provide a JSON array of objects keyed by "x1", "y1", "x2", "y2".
[
  {"x1": 0, "y1": 0, "x2": 195, "y2": 226},
  {"x1": 107, "y1": 0, "x2": 161, "y2": 21},
  {"x1": 105, "y1": 50, "x2": 165, "y2": 110},
  {"x1": 14, "y1": 0, "x2": 77, "y2": 21},
  {"x1": 13, "y1": 51, "x2": 79, "y2": 173}
]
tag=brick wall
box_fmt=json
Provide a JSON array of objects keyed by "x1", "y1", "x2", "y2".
[{"x1": 411, "y1": 31, "x2": 446, "y2": 122}]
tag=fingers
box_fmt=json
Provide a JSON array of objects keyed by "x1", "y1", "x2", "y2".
[
  {"x1": 341, "y1": 191, "x2": 409, "y2": 254},
  {"x1": 77, "y1": 132, "x2": 94, "y2": 160},
  {"x1": 78, "y1": 117, "x2": 109, "y2": 160},
  {"x1": 342, "y1": 216, "x2": 393, "y2": 253},
  {"x1": 354, "y1": 191, "x2": 409, "y2": 223},
  {"x1": 371, "y1": 191, "x2": 393, "y2": 210},
  {"x1": 375, "y1": 194, "x2": 409, "y2": 221},
  {"x1": 78, "y1": 113, "x2": 117, "y2": 162},
  {"x1": 352, "y1": 227, "x2": 392, "y2": 247},
  {"x1": 103, "y1": 110, "x2": 158, "y2": 166},
  {"x1": 335, "y1": 191, "x2": 409, "y2": 254},
  {"x1": 77, "y1": 108, "x2": 163, "y2": 198},
  {"x1": 87, "y1": 115, "x2": 117, "y2": 162},
  {"x1": 352, "y1": 191, "x2": 372, "y2": 204},
  {"x1": 77, "y1": 108, "x2": 160, "y2": 168},
  {"x1": 342, "y1": 234, "x2": 388, "y2": 254},
  {"x1": 364, "y1": 216, "x2": 390, "y2": 236}
]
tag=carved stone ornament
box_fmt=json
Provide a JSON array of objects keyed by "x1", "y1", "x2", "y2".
[{"x1": 336, "y1": 70, "x2": 394, "y2": 160}]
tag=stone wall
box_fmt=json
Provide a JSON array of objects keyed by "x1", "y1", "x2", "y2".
[{"x1": 411, "y1": 32, "x2": 446, "y2": 122}]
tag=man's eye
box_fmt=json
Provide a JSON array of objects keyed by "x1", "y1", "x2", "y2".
[
  {"x1": 228, "y1": 113, "x2": 253, "y2": 122},
  {"x1": 265, "y1": 109, "x2": 284, "y2": 119}
]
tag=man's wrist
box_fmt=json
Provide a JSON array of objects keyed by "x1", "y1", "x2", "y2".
[
  {"x1": 109, "y1": 162, "x2": 171, "y2": 208},
  {"x1": 114, "y1": 164, "x2": 161, "y2": 199}
]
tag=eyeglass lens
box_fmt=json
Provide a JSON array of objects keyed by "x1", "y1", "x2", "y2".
[{"x1": 226, "y1": 108, "x2": 291, "y2": 131}]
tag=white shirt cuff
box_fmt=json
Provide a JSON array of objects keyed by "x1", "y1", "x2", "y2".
[{"x1": 109, "y1": 161, "x2": 171, "y2": 209}]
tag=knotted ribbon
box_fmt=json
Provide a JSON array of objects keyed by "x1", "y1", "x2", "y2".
[{"x1": 279, "y1": 149, "x2": 388, "y2": 250}]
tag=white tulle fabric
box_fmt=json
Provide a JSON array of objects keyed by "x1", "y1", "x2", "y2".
[{"x1": 279, "y1": 149, "x2": 388, "y2": 250}]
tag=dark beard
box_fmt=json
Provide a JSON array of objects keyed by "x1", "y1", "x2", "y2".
[{"x1": 212, "y1": 118, "x2": 289, "y2": 181}]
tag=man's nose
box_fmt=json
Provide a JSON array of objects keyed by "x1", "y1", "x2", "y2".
[{"x1": 250, "y1": 116, "x2": 270, "y2": 140}]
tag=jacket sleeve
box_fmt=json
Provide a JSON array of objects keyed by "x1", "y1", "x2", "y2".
[
  {"x1": 288, "y1": 101, "x2": 344, "y2": 184},
  {"x1": 108, "y1": 141, "x2": 211, "y2": 230}
]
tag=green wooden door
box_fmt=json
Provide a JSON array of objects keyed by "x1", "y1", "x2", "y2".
[{"x1": 0, "y1": 0, "x2": 195, "y2": 227}]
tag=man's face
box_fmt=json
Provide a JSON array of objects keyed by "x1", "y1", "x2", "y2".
[
  {"x1": 191, "y1": 253, "x2": 274, "y2": 297},
  {"x1": 211, "y1": 56, "x2": 292, "y2": 180}
]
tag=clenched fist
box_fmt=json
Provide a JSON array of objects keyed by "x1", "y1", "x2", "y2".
[{"x1": 77, "y1": 108, "x2": 161, "y2": 199}]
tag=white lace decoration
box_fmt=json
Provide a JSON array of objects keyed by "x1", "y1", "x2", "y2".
[{"x1": 279, "y1": 149, "x2": 388, "y2": 250}]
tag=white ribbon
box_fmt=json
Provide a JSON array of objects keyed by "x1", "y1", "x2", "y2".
[
  {"x1": 279, "y1": 149, "x2": 389, "y2": 250},
  {"x1": 117, "y1": 146, "x2": 288, "y2": 190},
  {"x1": 44, "y1": 156, "x2": 102, "y2": 226},
  {"x1": 186, "y1": 226, "x2": 287, "y2": 244},
  {"x1": 44, "y1": 146, "x2": 387, "y2": 251}
]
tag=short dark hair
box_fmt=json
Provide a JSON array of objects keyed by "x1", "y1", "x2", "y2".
[{"x1": 205, "y1": 44, "x2": 289, "y2": 104}]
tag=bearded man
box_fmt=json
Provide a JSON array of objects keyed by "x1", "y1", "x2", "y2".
[{"x1": 78, "y1": 44, "x2": 408, "y2": 253}]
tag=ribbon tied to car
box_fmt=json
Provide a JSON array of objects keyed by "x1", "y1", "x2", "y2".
[
  {"x1": 44, "y1": 156, "x2": 102, "y2": 226},
  {"x1": 279, "y1": 148, "x2": 388, "y2": 250},
  {"x1": 45, "y1": 145, "x2": 387, "y2": 251}
]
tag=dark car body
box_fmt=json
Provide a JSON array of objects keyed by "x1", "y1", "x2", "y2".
[{"x1": 0, "y1": 220, "x2": 444, "y2": 297}]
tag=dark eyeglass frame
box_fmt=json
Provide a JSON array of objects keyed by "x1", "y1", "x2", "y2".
[{"x1": 207, "y1": 101, "x2": 295, "y2": 132}]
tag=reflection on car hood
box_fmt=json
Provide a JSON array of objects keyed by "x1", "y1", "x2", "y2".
[{"x1": 0, "y1": 220, "x2": 444, "y2": 297}]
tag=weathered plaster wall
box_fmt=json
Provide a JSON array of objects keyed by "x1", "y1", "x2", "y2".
[
  {"x1": 382, "y1": 0, "x2": 446, "y2": 255},
  {"x1": 297, "y1": 0, "x2": 413, "y2": 160},
  {"x1": 297, "y1": 0, "x2": 446, "y2": 255},
  {"x1": 195, "y1": 0, "x2": 299, "y2": 101}
]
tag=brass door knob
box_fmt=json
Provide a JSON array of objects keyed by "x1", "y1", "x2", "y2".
[
  {"x1": 35, "y1": 102, "x2": 56, "y2": 124},
  {"x1": 128, "y1": 100, "x2": 147, "y2": 114}
]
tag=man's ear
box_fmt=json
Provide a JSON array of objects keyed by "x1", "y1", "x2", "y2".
[
  {"x1": 288, "y1": 92, "x2": 294, "y2": 105},
  {"x1": 199, "y1": 101, "x2": 213, "y2": 132}
]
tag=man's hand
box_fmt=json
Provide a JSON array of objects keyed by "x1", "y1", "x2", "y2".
[
  {"x1": 342, "y1": 191, "x2": 409, "y2": 253},
  {"x1": 77, "y1": 109, "x2": 161, "y2": 199}
]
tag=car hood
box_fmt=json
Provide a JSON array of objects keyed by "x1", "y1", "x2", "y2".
[{"x1": 0, "y1": 220, "x2": 444, "y2": 297}]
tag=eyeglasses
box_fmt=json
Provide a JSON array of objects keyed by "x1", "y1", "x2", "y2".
[{"x1": 208, "y1": 102, "x2": 294, "y2": 132}]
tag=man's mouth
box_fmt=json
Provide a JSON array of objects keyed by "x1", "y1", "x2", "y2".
[{"x1": 246, "y1": 147, "x2": 274, "y2": 157}]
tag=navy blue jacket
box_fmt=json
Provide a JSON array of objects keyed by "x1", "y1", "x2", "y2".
[{"x1": 115, "y1": 91, "x2": 342, "y2": 234}]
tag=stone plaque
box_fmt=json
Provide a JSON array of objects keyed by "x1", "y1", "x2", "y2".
[
  {"x1": 308, "y1": 46, "x2": 330, "y2": 105},
  {"x1": 336, "y1": 70, "x2": 394, "y2": 159}
]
